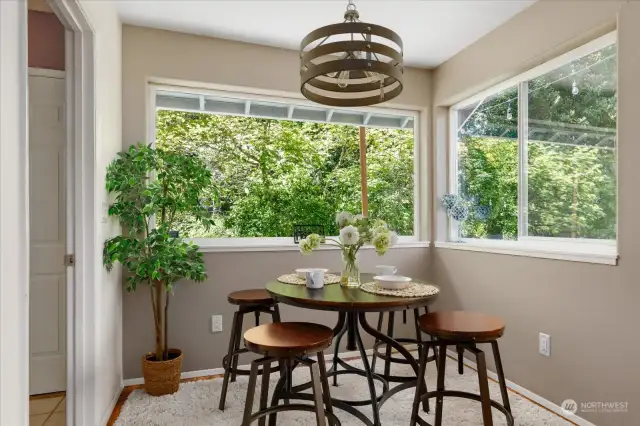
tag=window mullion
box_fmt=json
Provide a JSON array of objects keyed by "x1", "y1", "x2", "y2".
[
  {"x1": 517, "y1": 81, "x2": 529, "y2": 239},
  {"x1": 449, "y1": 110, "x2": 460, "y2": 241},
  {"x1": 359, "y1": 126, "x2": 368, "y2": 216}
]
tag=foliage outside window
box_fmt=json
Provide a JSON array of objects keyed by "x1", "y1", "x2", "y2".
[
  {"x1": 453, "y1": 40, "x2": 617, "y2": 242},
  {"x1": 155, "y1": 110, "x2": 415, "y2": 239}
]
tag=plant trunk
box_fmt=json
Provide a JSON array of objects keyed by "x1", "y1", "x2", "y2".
[
  {"x1": 155, "y1": 281, "x2": 164, "y2": 361},
  {"x1": 163, "y1": 292, "x2": 170, "y2": 361}
]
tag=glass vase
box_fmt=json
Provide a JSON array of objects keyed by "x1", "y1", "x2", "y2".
[{"x1": 341, "y1": 247, "x2": 361, "y2": 288}]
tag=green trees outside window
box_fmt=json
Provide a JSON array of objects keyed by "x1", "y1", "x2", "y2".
[
  {"x1": 155, "y1": 112, "x2": 415, "y2": 238},
  {"x1": 456, "y1": 42, "x2": 616, "y2": 241}
]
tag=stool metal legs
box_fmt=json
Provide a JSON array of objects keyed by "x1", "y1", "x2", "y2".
[
  {"x1": 492, "y1": 341, "x2": 512, "y2": 413},
  {"x1": 434, "y1": 343, "x2": 447, "y2": 426},
  {"x1": 410, "y1": 340, "x2": 514, "y2": 426},
  {"x1": 219, "y1": 304, "x2": 281, "y2": 411},
  {"x1": 243, "y1": 355, "x2": 340, "y2": 426},
  {"x1": 219, "y1": 311, "x2": 241, "y2": 410}
]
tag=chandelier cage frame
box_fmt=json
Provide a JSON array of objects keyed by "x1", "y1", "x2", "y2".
[{"x1": 299, "y1": 1, "x2": 404, "y2": 107}]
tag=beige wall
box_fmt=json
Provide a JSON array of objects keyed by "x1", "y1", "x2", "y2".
[
  {"x1": 121, "y1": 25, "x2": 433, "y2": 379},
  {"x1": 432, "y1": 1, "x2": 639, "y2": 425}
]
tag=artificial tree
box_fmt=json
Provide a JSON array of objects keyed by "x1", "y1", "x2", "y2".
[{"x1": 103, "y1": 144, "x2": 214, "y2": 365}]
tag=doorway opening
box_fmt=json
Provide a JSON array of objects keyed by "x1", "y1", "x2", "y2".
[{"x1": 27, "y1": 3, "x2": 68, "y2": 425}]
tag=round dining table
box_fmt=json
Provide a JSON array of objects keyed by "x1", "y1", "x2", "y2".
[{"x1": 266, "y1": 273, "x2": 439, "y2": 426}]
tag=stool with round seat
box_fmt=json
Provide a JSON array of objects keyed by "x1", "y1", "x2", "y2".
[
  {"x1": 410, "y1": 311, "x2": 514, "y2": 426},
  {"x1": 219, "y1": 289, "x2": 282, "y2": 411},
  {"x1": 241, "y1": 322, "x2": 340, "y2": 426}
]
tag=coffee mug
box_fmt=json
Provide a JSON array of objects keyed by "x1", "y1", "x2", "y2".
[
  {"x1": 305, "y1": 269, "x2": 325, "y2": 289},
  {"x1": 376, "y1": 265, "x2": 397, "y2": 276}
]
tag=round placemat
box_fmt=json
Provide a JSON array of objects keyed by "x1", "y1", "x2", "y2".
[
  {"x1": 360, "y1": 281, "x2": 440, "y2": 298},
  {"x1": 277, "y1": 273, "x2": 342, "y2": 285}
]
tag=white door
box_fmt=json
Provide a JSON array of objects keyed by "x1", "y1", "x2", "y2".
[{"x1": 29, "y1": 73, "x2": 67, "y2": 395}]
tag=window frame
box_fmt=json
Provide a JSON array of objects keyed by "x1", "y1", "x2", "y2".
[
  {"x1": 147, "y1": 82, "x2": 428, "y2": 251},
  {"x1": 442, "y1": 31, "x2": 618, "y2": 265}
]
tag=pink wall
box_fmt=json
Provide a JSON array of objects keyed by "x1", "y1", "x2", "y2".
[{"x1": 28, "y1": 10, "x2": 65, "y2": 70}]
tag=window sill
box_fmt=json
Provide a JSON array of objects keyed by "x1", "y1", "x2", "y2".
[
  {"x1": 194, "y1": 239, "x2": 430, "y2": 253},
  {"x1": 433, "y1": 240, "x2": 618, "y2": 265}
]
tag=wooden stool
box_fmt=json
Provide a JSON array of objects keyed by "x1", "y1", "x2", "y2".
[
  {"x1": 241, "y1": 322, "x2": 340, "y2": 426},
  {"x1": 410, "y1": 311, "x2": 514, "y2": 426},
  {"x1": 371, "y1": 307, "x2": 440, "y2": 378},
  {"x1": 219, "y1": 290, "x2": 282, "y2": 411}
]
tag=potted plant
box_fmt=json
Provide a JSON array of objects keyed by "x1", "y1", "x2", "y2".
[{"x1": 103, "y1": 144, "x2": 213, "y2": 396}]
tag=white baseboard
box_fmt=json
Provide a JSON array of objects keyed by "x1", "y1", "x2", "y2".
[
  {"x1": 445, "y1": 350, "x2": 596, "y2": 426},
  {"x1": 121, "y1": 346, "x2": 401, "y2": 387},
  {"x1": 100, "y1": 383, "x2": 124, "y2": 426}
]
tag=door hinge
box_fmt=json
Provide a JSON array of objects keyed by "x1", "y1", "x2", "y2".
[{"x1": 64, "y1": 254, "x2": 75, "y2": 266}]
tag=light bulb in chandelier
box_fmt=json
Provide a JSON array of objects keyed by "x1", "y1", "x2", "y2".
[
  {"x1": 337, "y1": 70, "x2": 350, "y2": 88},
  {"x1": 572, "y1": 81, "x2": 579, "y2": 96}
]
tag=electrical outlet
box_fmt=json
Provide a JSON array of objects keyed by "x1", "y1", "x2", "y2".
[
  {"x1": 211, "y1": 315, "x2": 223, "y2": 333},
  {"x1": 539, "y1": 333, "x2": 551, "y2": 356}
]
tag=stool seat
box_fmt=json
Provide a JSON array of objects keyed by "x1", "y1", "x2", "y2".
[
  {"x1": 244, "y1": 322, "x2": 334, "y2": 358},
  {"x1": 228, "y1": 289, "x2": 274, "y2": 306},
  {"x1": 419, "y1": 311, "x2": 505, "y2": 341}
]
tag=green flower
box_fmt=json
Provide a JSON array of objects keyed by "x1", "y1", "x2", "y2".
[
  {"x1": 307, "y1": 233, "x2": 322, "y2": 249},
  {"x1": 372, "y1": 232, "x2": 391, "y2": 255},
  {"x1": 299, "y1": 238, "x2": 314, "y2": 255},
  {"x1": 372, "y1": 219, "x2": 388, "y2": 229},
  {"x1": 372, "y1": 225, "x2": 389, "y2": 238}
]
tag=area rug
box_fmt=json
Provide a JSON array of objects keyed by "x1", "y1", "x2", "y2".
[{"x1": 115, "y1": 354, "x2": 572, "y2": 425}]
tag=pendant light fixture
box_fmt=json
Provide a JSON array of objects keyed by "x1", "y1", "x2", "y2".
[{"x1": 299, "y1": 0, "x2": 404, "y2": 107}]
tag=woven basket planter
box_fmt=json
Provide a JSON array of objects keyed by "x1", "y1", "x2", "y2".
[{"x1": 142, "y1": 349, "x2": 183, "y2": 396}]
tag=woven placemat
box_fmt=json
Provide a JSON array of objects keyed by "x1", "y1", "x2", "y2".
[
  {"x1": 360, "y1": 281, "x2": 440, "y2": 298},
  {"x1": 277, "y1": 273, "x2": 342, "y2": 285}
]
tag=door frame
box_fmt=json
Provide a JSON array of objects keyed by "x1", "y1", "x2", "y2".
[
  {"x1": 0, "y1": 1, "x2": 97, "y2": 424},
  {"x1": 48, "y1": 1, "x2": 97, "y2": 424}
]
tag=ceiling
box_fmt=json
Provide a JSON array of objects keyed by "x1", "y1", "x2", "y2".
[{"x1": 115, "y1": 0, "x2": 536, "y2": 69}]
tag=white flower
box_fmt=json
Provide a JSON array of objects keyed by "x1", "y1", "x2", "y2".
[
  {"x1": 372, "y1": 232, "x2": 391, "y2": 255},
  {"x1": 353, "y1": 214, "x2": 365, "y2": 223},
  {"x1": 335, "y1": 211, "x2": 354, "y2": 228},
  {"x1": 339, "y1": 225, "x2": 360, "y2": 246},
  {"x1": 299, "y1": 238, "x2": 313, "y2": 255},
  {"x1": 389, "y1": 231, "x2": 399, "y2": 247}
]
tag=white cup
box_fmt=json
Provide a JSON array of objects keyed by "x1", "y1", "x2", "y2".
[
  {"x1": 376, "y1": 265, "x2": 397, "y2": 276},
  {"x1": 305, "y1": 269, "x2": 325, "y2": 289}
]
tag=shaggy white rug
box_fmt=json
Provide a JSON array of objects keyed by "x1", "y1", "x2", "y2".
[{"x1": 115, "y1": 354, "x2": 572, "y2": 425}]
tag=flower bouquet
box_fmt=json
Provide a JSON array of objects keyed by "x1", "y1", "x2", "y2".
[{"x1": 299, "y1": 212, "x2": 398, "y2": 288}]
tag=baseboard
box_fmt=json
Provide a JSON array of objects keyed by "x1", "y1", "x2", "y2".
[
  {"x1": 445, "y1": 350, "x2": 596, "y2": 426},
  {"x1": 101, "y1": 383, "x2": 124, "y2": 426},
  {"x1": 122, "y1": 344, "x2": 422, "y2": 387}
]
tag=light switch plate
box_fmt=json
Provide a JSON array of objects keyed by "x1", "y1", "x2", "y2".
[
  {"x1": 211, "y1": 315, "x2": 223, "y2": 333},
  {"x1": 539, "y1": 333, "x2": 551, "y2": 356}
]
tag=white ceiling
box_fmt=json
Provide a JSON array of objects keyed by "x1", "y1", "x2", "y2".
[{"x1": 115, "y1": 0, "x2": 536, "y2": 68}]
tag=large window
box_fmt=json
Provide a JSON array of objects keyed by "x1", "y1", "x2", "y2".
[
  {"x1": 152, "y1": 89, "x2": 418, "y2": 242},
  {"x1": 451, "y1": 34, "x2": 617, "y2": 247}
]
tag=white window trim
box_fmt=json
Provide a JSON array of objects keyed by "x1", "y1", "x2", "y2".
[
  {"x1": 437, "y1": 31, "x2": 618, "y2": 265},
  {"x1": 147, "y1": 83, "x2": 428, "y2": 251},
  {"x1": 192, "y1": 236, "x2": 429, "y2": 253}
]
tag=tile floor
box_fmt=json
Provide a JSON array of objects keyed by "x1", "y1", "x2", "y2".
[{"x1": 29, "y1": 393, "x2": 66, "y2": 426}]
